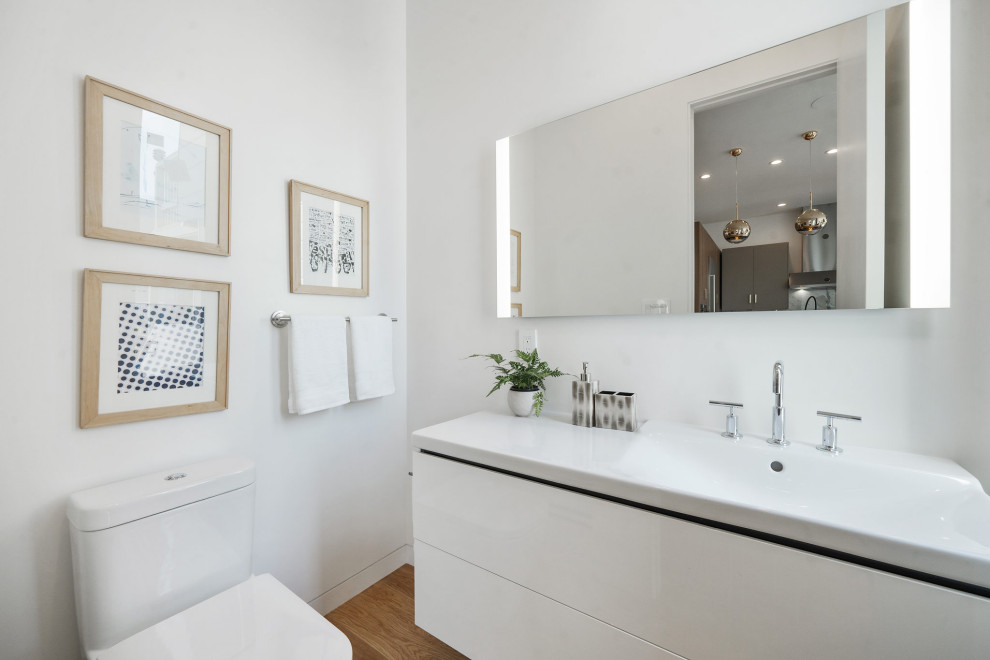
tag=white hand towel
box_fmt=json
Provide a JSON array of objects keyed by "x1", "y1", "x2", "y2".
[
  {"x1": 350, "y1": 315, "x2": 395, "y2": 400},
  {"x1": 287, "y1": 314, "x2": 350, "y2": 414}
]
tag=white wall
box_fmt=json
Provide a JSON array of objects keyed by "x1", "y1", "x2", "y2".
[
  {"x1": 0, "y1": 2, "x2": 407, "y2": 659},
  {"x1": 407, "y1": 0, "x2": 989, "y2": 500},
  {"x1": 511, "y1": 89, "x2": 690, "y2": 316}
]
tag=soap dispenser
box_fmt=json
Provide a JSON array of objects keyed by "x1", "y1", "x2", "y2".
[{"x1": 572, "y1": 362, "x2": 599, "y2": 427}]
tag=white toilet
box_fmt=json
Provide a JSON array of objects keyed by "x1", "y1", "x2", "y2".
[{"x1": 67, "y1": 457, "x2": 352, "y2": 659}]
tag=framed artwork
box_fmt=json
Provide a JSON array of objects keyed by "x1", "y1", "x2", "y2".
[
  {"x1": 511, "y1": 303, "x2": 522, "y2": 317},
  {"x1": 510, "y1": 229, "x2": 521, "y2": 292},
  {"x1": 84, "y1": 76, "x2": 231, "y2": 255},
  {"x1": 80, "y1": 269, "x2": 230, "y2": 428},
  {"x1": 289, "y1": 179, "x2": 369, "y2": 296}
]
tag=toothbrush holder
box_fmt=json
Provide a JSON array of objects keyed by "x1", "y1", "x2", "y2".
[{"x1": 594, "y1": 391, "x2": 638, "y2": 432}]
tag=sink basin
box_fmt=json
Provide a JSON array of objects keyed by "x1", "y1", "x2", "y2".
[{"x1": 412, "y1": 411, "x2": 990, "y2": 594}]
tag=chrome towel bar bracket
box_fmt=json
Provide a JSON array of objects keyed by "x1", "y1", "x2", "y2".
[{"x1": 270, "y1": 311, "x2": 398, "y2": 328}]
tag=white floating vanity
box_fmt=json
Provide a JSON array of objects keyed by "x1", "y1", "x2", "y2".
[{"x1": 412, "y1": 412, "x2": 990, "y2": 660}]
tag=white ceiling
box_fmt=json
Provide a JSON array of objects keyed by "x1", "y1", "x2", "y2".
[{"x1": 693, "y1": 71, "x2": 838, "y2": 225}]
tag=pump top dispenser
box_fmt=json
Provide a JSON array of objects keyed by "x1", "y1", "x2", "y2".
[{"x1": 571, "y1": 362, "x2": 599, "y2": 427}]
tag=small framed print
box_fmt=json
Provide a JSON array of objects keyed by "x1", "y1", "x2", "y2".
[
  {"x1": 289, "y1": 180, "x2": 369, "y2": 296},
  {"x1": 80, "y1": 269, "x2": 230, "y2": 428},
  {"x1": 510, "y1": 229, "x2": 521, "y2": 292},
  {"x1": 84, "y1": 76, "x2": 231, "y2": 255},
  {"x1": 511, "y1": 303, "x2": 522, "y2": 317}
]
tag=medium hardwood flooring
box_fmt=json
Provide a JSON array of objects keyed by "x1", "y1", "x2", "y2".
[{"x1": 326, "y1": 564, "x2": 468, "y2": 660}]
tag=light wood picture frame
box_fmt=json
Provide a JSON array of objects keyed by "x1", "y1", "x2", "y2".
[
  {"x1": 289, "y1": 179, "x2": 370, "y2": 296},
  {"x1": 511, "y1": 303, "x2": 522, "y2": 317},
  {"x1": 84, "y1": 76, "x2": 231, "y2": 255},
  {"x1": 510, "y1": 229, "x2": 521, "y2": 292},
  {"x1": 80, "y1": 269, "x2": 230, "y2": 428}
]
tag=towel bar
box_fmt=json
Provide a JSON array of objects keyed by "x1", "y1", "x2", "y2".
[{"x1": 270, "y1": 311, "x2": 398, "y2": 328}]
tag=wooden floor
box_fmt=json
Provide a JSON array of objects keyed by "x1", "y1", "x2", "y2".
[{"x1": 326, "y1": 564, "x2": 468, "y2": 660}]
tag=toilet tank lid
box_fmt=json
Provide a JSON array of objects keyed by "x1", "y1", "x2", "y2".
[{"x1": 67, "y1": 457, "x2": 255, "y2": 532}]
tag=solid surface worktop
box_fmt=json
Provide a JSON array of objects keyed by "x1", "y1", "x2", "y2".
[{"x1": 412, "y1": 411, "x2": 990, "y2": 595}]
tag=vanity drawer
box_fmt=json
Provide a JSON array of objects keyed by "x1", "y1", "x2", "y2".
[
  {"x1": 415, "y1": 541, "x2": 680, "y2": 660},
  {"x1": 413, "y1": 451, "x2": 990, "y2": 659}
]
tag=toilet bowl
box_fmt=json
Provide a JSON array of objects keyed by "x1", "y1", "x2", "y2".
[{"x1": 67, "y1": 457, "x2": 352, "y2": 659}]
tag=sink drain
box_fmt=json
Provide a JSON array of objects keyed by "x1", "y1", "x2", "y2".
[{"x1": 770, "y1": 461, "x2": 784, "y2": 473}]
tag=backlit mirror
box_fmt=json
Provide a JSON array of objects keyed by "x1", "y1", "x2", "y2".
[{"x1": 496, "y1": 0, "x2": 950, "y2": 318}]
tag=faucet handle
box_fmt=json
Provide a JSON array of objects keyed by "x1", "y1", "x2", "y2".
[
  {"x1": 816, "y1": 411, "x2": 861, "y2": 454},
  {"x1": 709, "y1": 400, "x2": 744, "y2": 439}
]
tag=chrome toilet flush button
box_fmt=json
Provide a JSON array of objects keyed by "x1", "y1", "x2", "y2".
[{"x1": 165, "y1": 472, "x2": 188, "y2": 481}]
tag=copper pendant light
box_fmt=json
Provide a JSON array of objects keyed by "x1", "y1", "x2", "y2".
[
  {"x1": 795, "y1": 130, "x2": 828, "y2": 235},
  {"x1": 722, "y1": 147, "x2": 751, "y2": 244}
]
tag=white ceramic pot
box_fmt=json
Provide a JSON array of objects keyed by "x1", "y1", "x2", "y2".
[{"x1": 507, "y1": 388, "x2": 538, "y2": 417}]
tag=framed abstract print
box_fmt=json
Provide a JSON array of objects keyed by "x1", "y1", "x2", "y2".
[
  {"x1": 80, "y1": 269, "x2": 230, "y2": 428},
  {"x1": 289, "y1": 179, "x2": 369, "y2": 296},
  {"x1": 84, "y1": 77, "x2": 231, "y2": 255}
]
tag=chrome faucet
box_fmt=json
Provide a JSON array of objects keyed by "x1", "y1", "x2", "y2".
[{"x1": 768, "y1": 361, "x2": 789, "y2": 446}]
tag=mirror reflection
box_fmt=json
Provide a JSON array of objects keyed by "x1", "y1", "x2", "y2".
[
  {"x1": 496, "y1": 1, "x2": 949, "y2": 318},
  {"x1": 693, "y1": 68, "x2": 839, "y2": 313}
]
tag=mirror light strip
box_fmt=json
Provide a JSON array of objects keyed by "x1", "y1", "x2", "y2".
[
  {"x1": 910, "y1": 0, "x2": 951, "y2": 308},
  {"x1": 496, "y1": 138, "x2": 511, "y2": 317}
]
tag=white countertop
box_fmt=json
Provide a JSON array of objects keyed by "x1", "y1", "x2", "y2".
[{"x1": 412, "y1": 411, "x2": 990, "y2": 593}]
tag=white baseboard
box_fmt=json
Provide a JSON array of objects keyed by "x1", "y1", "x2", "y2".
[{"x1": 308, "y1": 544, "x2": 414, "y2": 615}]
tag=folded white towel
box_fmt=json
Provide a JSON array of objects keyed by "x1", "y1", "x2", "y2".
[
  {"x1": 349, "y1": 315, "x2": 395, "y2": 400},
  {"x1": 287, "y1": 314, "x2": 350, "y2": 414}
]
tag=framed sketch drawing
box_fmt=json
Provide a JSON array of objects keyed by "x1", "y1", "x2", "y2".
[
  {"x1": 510, "y1": 229, "x2": 521, "y2": 292},
  {"x1": 80, "y1": 269, "x2": 230, "y2": 428},
  {"x1": 84, "y1": 76, "x2": 231, "y2": 255},
  {"x1": 289, "y1": 180, "x2": 369, "y2": 296}
]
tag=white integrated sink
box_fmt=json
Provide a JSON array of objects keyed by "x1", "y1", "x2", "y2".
[{"x1": 412, "y1": 411, "x2": 990, "y2": 593}]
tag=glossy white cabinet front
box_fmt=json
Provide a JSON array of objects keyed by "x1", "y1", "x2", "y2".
[
  {"x1": 413, "y1": 452, "x2": 990, "y2": 660},
  {"x1": 416, "y1": 542, "x2": 681, "y2": 660}
]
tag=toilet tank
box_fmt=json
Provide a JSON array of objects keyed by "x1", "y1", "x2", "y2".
[{"x1": 67, "y1": 457, "x2": 256, "y2": 654}]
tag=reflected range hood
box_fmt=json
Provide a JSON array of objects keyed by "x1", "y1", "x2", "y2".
[
  {"x1": 791, "y1": 217, "x2": 836, "y2": 290},
  {"x1": 788, "y1": 270, "x2": 836, "y2": 290}
]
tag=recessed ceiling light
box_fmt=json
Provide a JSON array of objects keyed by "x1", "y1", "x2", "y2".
[
  {"x1": 826, "y1": 148, "x2": 839, "y2": 155},
  {"x1": 777, "y1": 203, "x2": 787, "y2": 207},
  {"x1": 700, "y1": 173, "x2": 711, "y2": 179},
  {"x1": 769, "y1": 159, "x2": 783, "y2": 165}
]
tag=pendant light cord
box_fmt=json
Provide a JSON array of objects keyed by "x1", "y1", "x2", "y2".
[
  {"x1": 807, "y1": 137, "x2": 814, "y2": 208},
  {"x1": 734, "y1": 153, "x2": 740, "y2": 219}
]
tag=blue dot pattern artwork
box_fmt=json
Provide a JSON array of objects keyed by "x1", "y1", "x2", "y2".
[{"x1": 116, "y1": 303, "x2": 206, "y2": 394}]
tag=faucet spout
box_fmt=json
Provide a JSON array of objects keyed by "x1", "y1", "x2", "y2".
[{"x1": 768, "y1": 361, "x2": 789, "y2": 446}]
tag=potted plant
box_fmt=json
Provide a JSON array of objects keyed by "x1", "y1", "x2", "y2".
[{"x1": 469, "y1": 349, "x2": 568, "y2": 417}]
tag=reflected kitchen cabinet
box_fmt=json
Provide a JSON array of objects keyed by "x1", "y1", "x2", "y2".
[
  {"x1": 694, "y1": 223, "x2": 721, "y2": 313},
  {"x1": 721, "y1": 243, "x2": 788, "y2": 312}
]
